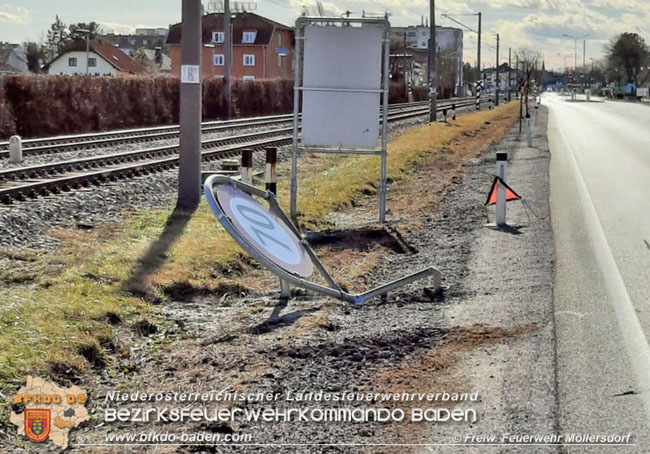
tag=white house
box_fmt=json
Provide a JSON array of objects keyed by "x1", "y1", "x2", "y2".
[{"x1": 48, "y1": 40, "x2": 145, "y2": 77}]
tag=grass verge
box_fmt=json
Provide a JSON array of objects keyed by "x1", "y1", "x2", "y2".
[{"x1": 0, "y1": 101, "x2": 519, "y2": 406}]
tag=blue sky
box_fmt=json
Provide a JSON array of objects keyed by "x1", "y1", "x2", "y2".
[{"x1": 1, "y1": 0, "x2": 648, "y2": 70}]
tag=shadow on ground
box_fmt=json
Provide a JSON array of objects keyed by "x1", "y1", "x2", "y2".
[{"x1": 123, "y1": 206, "x2": 196, "y2": 297}]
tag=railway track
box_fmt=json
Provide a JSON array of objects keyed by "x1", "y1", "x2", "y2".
[
  {"x1": 0, "y1": 97, "x2": 499, "y2": 204},
  {"x1": 0, "y1": 97, "x2": 489, "y2": 158},
  {"x1": 0, "y1": 101, "x2": 431, "y2": 157}
]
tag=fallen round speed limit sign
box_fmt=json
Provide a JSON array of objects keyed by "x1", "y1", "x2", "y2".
[
  {"x1": 204, "y1": 175, "x2": 439, "y2": 305},
  {"x1": 215, "y1": 184, "x2": 313, "y2": 277}
]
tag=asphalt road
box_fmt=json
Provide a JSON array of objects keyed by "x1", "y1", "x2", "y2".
[{"x1": 547, "y1": 93, "x2": 650, "y2": 452}]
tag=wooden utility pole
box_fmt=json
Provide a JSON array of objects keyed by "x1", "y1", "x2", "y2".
[
  {"x1": 428, "y1": 0, "x2": 437, "y2": 122},
  {"x1": 477, "y1": 12, "x2": 481, "y2": 82},
  {"x1": 495, "y1": 33, "x2": 500, "y2": 106},
  {"x1": 224, "y1": 0, "x2": 232, "y2": 119},
  {"x1": 177, "y1": 0, "x2": 202, "y2": 210},
  {"x1": 508, "y1": 47, "x2": 512, "y2": 102}
]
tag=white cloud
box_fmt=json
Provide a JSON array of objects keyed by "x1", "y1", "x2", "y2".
[{"x1": 0, "y1": 4, "x2": 30, "y2": 24}]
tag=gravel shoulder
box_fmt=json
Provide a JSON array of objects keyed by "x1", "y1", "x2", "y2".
[{"x1": 420, "y1": 106, "x2": 556, "y2": 452}]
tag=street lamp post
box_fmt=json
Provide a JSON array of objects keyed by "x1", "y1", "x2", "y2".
[{"x1": 562, "y1": 33, "x2": 589, "y2": 74}]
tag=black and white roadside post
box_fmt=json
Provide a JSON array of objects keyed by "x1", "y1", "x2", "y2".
[
  {"x1": 240, "y1": 149, "x2": 253, "y2": 184},
  {"x1": 9, "y1": 135, "x2": 22, "y2": 164},
  {"x1": 265, "y1": 147, "x2": 278, "y2": 194},
  {"x1": 476, "y1": 80, "x2": 481, "y2": 110},
  {"x1": 451, "y1": 103, "x2": 456, "y2": 120},
  {"x1": 534, "y1": 98, "x2": 539, "y2": 127},
  {"x1": 496, "y1": 152, "x2": 507, "y2": 226},
  {"x1": 177, "y1": 0, "x2": 202, "y2": 210},
  {"x1": 263, "y1": 145, "x2": 288, "y2": 299}
]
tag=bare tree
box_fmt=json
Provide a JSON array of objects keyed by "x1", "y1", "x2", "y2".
[{"x1": 514, "y1": 48, "x2": 543, "y2": 82}]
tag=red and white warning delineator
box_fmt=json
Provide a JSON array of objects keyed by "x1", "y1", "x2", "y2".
[
  {"x1": 484, "y1": 176, "x2": 521, "y2": 206},
  {"x1": 204, "y1": 175, "x2": 441, "y2": 305},
  {"x1": 485, "y1": 175, "x2": 522, "y2": 227}
]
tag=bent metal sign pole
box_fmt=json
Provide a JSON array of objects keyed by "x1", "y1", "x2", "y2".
[{"x1": 204, "y1": 175, "x2": 441, "y2": 305}]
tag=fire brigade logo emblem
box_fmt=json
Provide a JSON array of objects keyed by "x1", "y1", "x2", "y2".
[{"x1": 24, "y1": 409, "x2": 51, "y2": 442}]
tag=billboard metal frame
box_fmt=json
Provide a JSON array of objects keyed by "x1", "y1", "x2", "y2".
[{"x1": 289, "y1": 16, "x2": 391, "y2": 224}]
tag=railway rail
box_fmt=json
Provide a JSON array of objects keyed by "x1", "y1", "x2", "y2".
[
  {"x1": 0, "y1": 101, "x2": 424, "y2": 157},
  {"x1": 0, "y1": 97, "x2": 493, "y2": 158},
  {"x1": 0, "y1": 97, "x2": 501, "y2": 204}
]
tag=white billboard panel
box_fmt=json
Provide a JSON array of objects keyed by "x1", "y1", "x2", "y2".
[{"x1": 302, "y1": 26, "x2": 383, "y2": 148}]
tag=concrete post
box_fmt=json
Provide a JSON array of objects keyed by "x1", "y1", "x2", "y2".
[
  {"x1": 9, "y1": 135, "x2": 22, "y2": 164},
  {"x1": 241, "y1": 149, "x2": 253, "y2": 184},
  {"x1": 265, "y1": 147, "x2": 277, "y2": 194},
  {"x1": 526, "y1": 113, "x2": 532, "y2": 147},
  {"x1": 177, "y1": 0, "x2": 202, "y2": 210},
  {"x1": 496, "y1": 152, "x2": 507, "y2": 226}
]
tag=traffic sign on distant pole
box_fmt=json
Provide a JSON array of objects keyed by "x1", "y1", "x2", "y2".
[{"x1": 177, "y1": 0, "x2": 202, "y2": 210}]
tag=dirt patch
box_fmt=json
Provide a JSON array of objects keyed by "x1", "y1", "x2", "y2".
[{"x1": 307, "y1": 227, "x2": 416, "y2": 255}]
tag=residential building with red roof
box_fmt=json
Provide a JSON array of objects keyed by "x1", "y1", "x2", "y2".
[
  {"x1": 47, "y1": 40, "x2": 146, "y2": 76},
  {"x1": 166, "y1": 12, "x2": 294, "y2": 80}
]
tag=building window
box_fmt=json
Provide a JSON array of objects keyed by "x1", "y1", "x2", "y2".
[
  {"x1": 213, "y1": 54, "x2": 224, "y2": 66},
  {"x1": 242, "y1": 31, "x2": 257, "y2": 44},
  {"x1": 143, "y1": 39, "x2": 148, "y2": 45},
  {"x1": 407, "y1": 31, "x2": 416, "y2": 37},
  {"x1": 243, "y1": 54, "x2": 255, "y2": 66},
  {"x1": 88, "y1": 58, "x2": 97, "y2": 67},
  {"x1": 69, "y1": 57, "x2": 77, "y2": 67},
  {"x1": 130, "y1": 39, "x2": 136, "y2": 46},
  {"x1": 243, "y1": 75, "x2": 255, "y2": 80},
  {"x1": 212, "y1": 31, "x2": 224, "y2": 43}
]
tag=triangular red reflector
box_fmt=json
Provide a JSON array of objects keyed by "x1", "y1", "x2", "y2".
[{"x1": 485, "y1": 176, "x2": 521, "y2": 206}]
